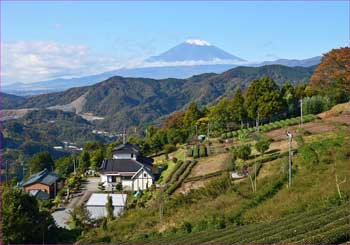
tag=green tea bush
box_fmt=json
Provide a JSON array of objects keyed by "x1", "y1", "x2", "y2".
[
  {"x1": 199, "y1": 145, "x2": 207, "y2": 157},
  {"x1": 186, "y1": 148, "x2": 193, "y2": 157},
  {"x1": 193, "y1": 146, "x2": 199, "y2": 159}
]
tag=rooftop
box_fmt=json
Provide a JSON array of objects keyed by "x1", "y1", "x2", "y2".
[
  {"x1": 112, "y1": 142, "x2": 141, "y2": 154},
  {"x1": 19, "y1": 169, "x2": 61, "y2": 187},
  {"x1": 86, "y1": 193, "x2": 127, "y2": 207}
]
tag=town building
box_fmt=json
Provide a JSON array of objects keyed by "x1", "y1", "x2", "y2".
[
  {"x1": 19, "y1": 169, "x2": 63, "y2": 199},
  {"x1": 100, "y1": 143, "x2": 154, "y2": 191}
]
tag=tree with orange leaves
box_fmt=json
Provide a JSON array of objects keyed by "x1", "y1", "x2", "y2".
[{"x1": 310, "y1": 47, "x2": 350, "y2": 101}]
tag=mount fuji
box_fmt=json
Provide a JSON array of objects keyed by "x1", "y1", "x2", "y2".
[{"x1": 146, "y1": 39, "x2": 245, "y2": 63}]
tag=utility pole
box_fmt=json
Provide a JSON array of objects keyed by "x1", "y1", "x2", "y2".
[
  {"x1": 300, "y1": 98, "x2": 303, "y2": 128},
  {"x1": 286, "y1": 131, "x2": 293, "y2": 188}
]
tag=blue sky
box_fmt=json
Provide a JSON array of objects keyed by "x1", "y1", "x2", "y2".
[{"x1": 1, "y1": 1, "x2": 349, "y2": 83}]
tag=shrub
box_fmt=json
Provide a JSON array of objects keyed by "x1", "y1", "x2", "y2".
[
  {"x1": 199, "y1": 145, "x2": 207, "y2": 157},
  {"x1": 181, "y1": 222, "x2": 192, "y2": 233},
  {"x1": 193, "y1": 146, "x2": 199, "y2": 159},
  {"x1": 164, "y1": 144, "x2": 177, "y2": 154},
  {"x1": 303, "y1": 95, "x2": 333, "y2": 114},
  {"x1": 186, "y1": 148, "x2": 193, "y2": 157},
  {"x1": 236, "y1": 144, "x2": 251, "y2": 160},
  {"x1": 255, "y1": 140, "x2": 270, "y2": 155},
  {"x1": 300, "y1": 145, "x2": 319, "y2": 165}
]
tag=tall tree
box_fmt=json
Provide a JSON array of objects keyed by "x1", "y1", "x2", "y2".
[
  {"x1": 79, "y1": 151, "x2": 91, "y2": 171},
  {"x1": 281, "y1": 82, "x2": 298, "y2": 116},
  {"x1": 245, "y1": 77, "x2": 282, "y2": 128},
  {"x1": 28, "y1": 151, "x2": 54, "y2": 174},
  {"x1": 2, "y1": 187, "x2": 54, "y2": 244},
  {"x1": 229, "y1": 88, "x2": 246, "y2": 127},
  {"x1": 90, "y1": 149, "x2": 104, "y2": 171},
  {"x1": 183, "y1": 102, "x2": 202, "y2": 129},
  {"x1": 310, "y1": 47, "x2": 350, "y2": 101},
  {"x1": 208, "y1": 98, "x2": 231, "y2": 131},
  {"x1": 162, "y1": 111, "x2": 185, "y2": 129}
]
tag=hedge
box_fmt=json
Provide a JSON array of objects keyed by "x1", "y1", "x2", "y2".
[
  {"x1": 222, "y1": 115, "x2": 318, "y2": 139},
  {"x1": 166, "y1": 160, "x2": 198, "y2": 195},
  {"x1": 199, "y1": 145, "x2": 207, "y2": 157}
]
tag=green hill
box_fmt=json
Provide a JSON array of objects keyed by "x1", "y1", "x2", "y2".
[
  {"x1": 77, "y1": 112, "x2": 350, "y2": 244},
  {"x1": 4, "y1": 65, "x2": 315, "y2": 130},
  {"x1": 2, "y1": 109, "x2": 113, "y2": 162}
]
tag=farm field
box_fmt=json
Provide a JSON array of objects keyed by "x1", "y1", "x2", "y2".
[{"x1": 78, "y1": 107, "x2": 350, "y2": 244}]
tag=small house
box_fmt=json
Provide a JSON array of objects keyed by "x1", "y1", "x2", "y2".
[
  {"x1": 19, "y1": 169, "x2": 63, "y2": 199},
  {"x1": 100, "y1": 142, "x2": 154, "y2": 191}
]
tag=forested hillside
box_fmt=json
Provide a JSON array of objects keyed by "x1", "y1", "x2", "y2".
[{"x1": 3, "y1": 65, "x2": 315, "y2": 130}]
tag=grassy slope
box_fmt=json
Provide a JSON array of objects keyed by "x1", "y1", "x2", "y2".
[{"x1": 78, "y1": 110, "x2": 350, "y2": 244}]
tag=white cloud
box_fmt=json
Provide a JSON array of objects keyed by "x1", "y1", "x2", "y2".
[
  {"x1": 0, "y1": 40, "x2": 252, "y2": 85},
  {"x1": 139, "y1": 58, "x2": 250, "y2": 68},
  {"x1": 1, "y1": 41, "x2": 125, "y2": 84}
]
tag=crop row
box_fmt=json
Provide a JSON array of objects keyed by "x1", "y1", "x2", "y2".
[
  {"x1": 141, "y1": 204, "x2": 348, "y2": 244},
  {"x1": 249, "y1": 207, "x2": 349, "y2": 243},
  {"x1": 283, "y1": 215, "x2": 349, "y2": 243},
  {"x1": 187, "y1": 145, "x2": 208, "y2": 158},
  {"x1": 208, "y1": 204, "x2": 347, "y2": 244},
  {"x1": 221, "y1": 114, "x2": 318, "y2": 139},
  {"x1": 166, "y1": 160, "x2": 198, "y2": 195},
  {"x1": 163, "y1": 160, "x2": 184, "y2": 184},
  {"x1": 184, "y1": 170, "x2": 225, "y2": 183}
]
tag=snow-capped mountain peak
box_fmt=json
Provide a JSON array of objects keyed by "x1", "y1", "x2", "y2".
[
  {"x1": 146, "y1": 39, "x2": 246, "y2": 63},
  {"x1": 185, "y1": 39, "x2": 211, "y2": 46}
]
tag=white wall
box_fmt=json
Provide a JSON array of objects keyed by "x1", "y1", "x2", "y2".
[
  {"x1": 101, "y1": 170, "x2": 153, "y2": 191},
  {"x1": 113, "y1": 153, "x2": 137, "y2": 159},
  {"x1": 122, "y1": 179, "x2": 133, "y2": 190},
  {"x1": 100, "y1": 175, "x2": 108, "y2": 185},
  {"x1": 86, "y1": 206, "x2": 125, "y2": 220},
  {"x1": 133, "y1": 169, "x2": 153, "y2": 191}
]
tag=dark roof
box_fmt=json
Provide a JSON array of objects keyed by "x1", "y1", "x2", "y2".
[
  {"x1": 100, "y1": 157, "x2": 154, "y2": 177},
  {"x1": 19, "y1": 169, "x2": 61, "y2": 187},
  {"x1": 112, "y1": 142, "x2": 140, "y2": 154},
  {"x1": 100, "y1": 159, "x2": 142, "y2": 173}
]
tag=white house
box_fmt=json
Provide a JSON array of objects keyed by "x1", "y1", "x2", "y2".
[
  {"x1": 100, "y1": 143, "x2": 154, "y2": 191},
  {"x1": 86, "y1": 193, "x2": 127, "y2": 219}
]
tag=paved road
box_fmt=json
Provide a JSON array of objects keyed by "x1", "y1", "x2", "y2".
[
  {"x1": 52, "y1": 177, "x2": 99, "y2": 229},
  {"x1": 52, "y1": 208, "x2": 72, "y2": 229},
  {"x1": 67, "y1": 177, "x2": 99, "y2": 208}
]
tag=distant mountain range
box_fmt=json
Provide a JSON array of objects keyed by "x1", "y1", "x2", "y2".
[
  {"x1": 3, "y1": 64, "x2": 316, "y2": 131},
  {"x1": 2, "y1": 39, "x2": 321, "y2": 96},
  {"x1": 257, "y1": 56, "x2": 322, "y2": 67}
]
